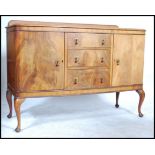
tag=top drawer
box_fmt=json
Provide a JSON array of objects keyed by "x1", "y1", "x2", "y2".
[{"x1": 67, "y1": 33, "x2": 111, "y2": 49}]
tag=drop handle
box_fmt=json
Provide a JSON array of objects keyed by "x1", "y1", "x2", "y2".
[
  {"x1": 74, "y1": 57, "x2": 79, "y2": 63},
  {"x1": 116, "y1": 59, "x2": 120, "y2": 65},
  {"x1": 100, "y1": 78, "x2": 104, "y2": 83},
  {"x1": 55, "y1": 61, "x2": 60, "y2": 67},
  {"x1": 74, "y1": 38, "x2": 78, "y2": 45},
  {"x1": 101, "y1": 39, "x2": 105, "y2": 45},
  {"x1": 55, "y1": 60, "x2": 64, "y2": 67},
  {"x1": 101, "y1": 57, "x2": 104, "y2": 63},
  {"x1": 74, "y1": 77, "x2": 78, "y2": 84}
]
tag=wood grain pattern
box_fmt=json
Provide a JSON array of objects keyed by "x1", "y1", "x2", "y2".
[
  {"x1": 112, "y1": 34, "x2": 132, "y2": 86},
  {"x1": 68, "y1": 49, "x2": 110, "y2": 68},
  {"x1": 7, "y1": 26, "x2": 145, "y2": 35},
  {"x1": 66, "y1": 69, "x2": 110, "y2": 89},
  {"x1": 64, "y1": 33, "x2": 68, "y2": 91},
  {"x1": 112, "y1": 34, "x2": 145, "y2": 86},
  {"x1": 112, "y1": 30, "x2": 145, "y2": 34},
  {"x1": 15, "y1": 85, "x2": 143, "y2": 98},
  {"x1": 131, "y1": 35, "x2": 145, "y2": 84},
  {"x1": 15, "y1": 31, "x2": 64, "y2": 91},
  {"x1": 110, "y1": 34, "x2": 114, "y2": 86},
  {"x1": 7, "y1": 20, "x2": 145, "y2": 33},
  {"x1": 8, "y1": 20, "x2": 119, "y2": 29},
  {"x1": 7, "y1": 31, "x2": 16, "y2": 89},
  {"x1": 67, "y1": 33, "x2": 111, "y2": 49},
  {"x1": 6, "y1": 21, "x2": 146, "y2": 132}
]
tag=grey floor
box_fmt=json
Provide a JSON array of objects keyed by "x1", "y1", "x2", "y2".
[{"x1": 1, "y1": 88, "x2": 154, "y2": 138}]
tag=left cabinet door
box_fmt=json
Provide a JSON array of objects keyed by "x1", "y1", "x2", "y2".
[{"x1": 15, "y1": 31, "x2": 64, "y2": 91}]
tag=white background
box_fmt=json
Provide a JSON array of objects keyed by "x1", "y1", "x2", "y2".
[
  {"x1": 0, "y1": 0, "x2": 155, "y2": 15},
  {"x1": 0, "y1": 139, "x2": 155, "y2": 155},
  {"x1": 1, "y1": 16, "x2": 154, "y2": 154},
  {"x1": 0, "y1": 139, "x2": 154, "y2": 155}
]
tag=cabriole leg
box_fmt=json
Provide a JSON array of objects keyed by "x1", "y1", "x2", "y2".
[
  {"x1": 136, "y1": 89, "x2": 145, "y2": 117},
  {"x1": 115, "y1": 92, "x2": 120, "y2": 108},
  {"x1": 6, "y1": 89, "x2": 12, "y2": 118},
  {"x1": 14, "y1": 98, "x2": 25, "y2": 132}
]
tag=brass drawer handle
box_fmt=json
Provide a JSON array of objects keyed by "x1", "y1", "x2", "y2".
[
  {"x1": 101, "y1": 57, "x2": 104, "y2": 63},
  {"x1": 100, "y1": 78, "x2": 104, "y2": 83},
  {"x1": 74, "y1": 77, "x2": 78, "y2": 84},
  {"x1": 75, "y1": 38, "x2": 78, "y2": 45},
  {"x1": 116, "y1": 59, "x2": 120, "y2": 65},
  {"x1": 101, "y1": 40, "x2": 105, "y2": 45},
  {"x1": 74, "y1": 57, "x2": 79, "y2": 63},
  {"x1": 55, "y1": 61, "x2": 60, "y2": 67}
]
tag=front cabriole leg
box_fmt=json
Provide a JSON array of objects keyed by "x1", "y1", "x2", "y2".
[
  {"x1": 136, "y1": 89, "x2": 145, "y2": 117},
  {"x1": 14, "y1": 97, "x2": 25, "y2": 132},
  {"x1": 6, "y1": 89, "x2": 12, "y2": 118}
]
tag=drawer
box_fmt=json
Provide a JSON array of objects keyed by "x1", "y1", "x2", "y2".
[
  {"x1": 66, "y1": 69, "x2": 110, "y2": 89},
  {"x1": 68, "y1": 50, "x2": 110, "y2": 68},
  {"x1": 67, "y1": 33, "x2": 111, "y2": 49}
]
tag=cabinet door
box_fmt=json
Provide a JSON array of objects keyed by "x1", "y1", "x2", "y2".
[
  {"x1": 112, "y1": 34, "x2": 145, "y2": 86},
  {"x1": 15, "y1": 32, "x2": 64, "y2": 91}
]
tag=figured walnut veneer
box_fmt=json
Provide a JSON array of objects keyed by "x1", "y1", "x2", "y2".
[{"x1": 6, "y1": 20, "x2": 145, "y2": 132}]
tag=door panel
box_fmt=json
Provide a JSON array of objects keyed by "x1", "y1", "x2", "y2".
[
  {"x1": 15, "y1": 31, "x2": 64, "y2": 91},
  {"x1": 131, "y1": 35, "x2": 145, "y2": 84},
  {"x1": 112, "y1": 34, "x2": 144, "y2": 86}
]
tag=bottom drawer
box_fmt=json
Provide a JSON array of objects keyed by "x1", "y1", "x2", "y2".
[{"x1": 66, "y1": 69, "x2": 110, "y2": 89}]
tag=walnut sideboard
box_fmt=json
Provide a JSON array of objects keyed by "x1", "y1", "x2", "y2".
[{"x1": 6, "y1": 20, "x2": 145, "y2": 132}]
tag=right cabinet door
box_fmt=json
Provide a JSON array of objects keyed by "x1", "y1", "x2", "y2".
[{"x1": 112, "y1": 34, "x2": 145, "y2": 86}]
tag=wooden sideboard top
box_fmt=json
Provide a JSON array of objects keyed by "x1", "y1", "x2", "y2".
[
  {"x1": 7, "y1": 20, "x2": 145, "y2": 32},
  {"x1": 8, "y1": 20, "x2": 119, "y2": 29}
]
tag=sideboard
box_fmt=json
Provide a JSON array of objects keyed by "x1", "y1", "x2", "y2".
[{"x1": 6, "y1": 20, "x2": 145, "y2": 132}]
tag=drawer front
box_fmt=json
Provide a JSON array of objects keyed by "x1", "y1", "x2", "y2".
[
  {"x1": 67, "y1": 33, "x2": 111, "y2": 49},
  {"x1": 66, "y1": 69, "x2": 110, "y2": 89},
  {"x1": 68, "y1": 50, "x2": 110, "y2": 67}
]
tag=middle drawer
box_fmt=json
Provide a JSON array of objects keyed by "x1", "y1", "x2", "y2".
[{"x1": 68, "y1": 50, "x2": 110, "y2": 68}]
